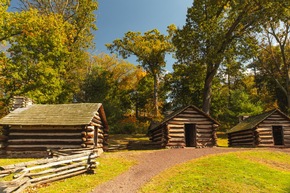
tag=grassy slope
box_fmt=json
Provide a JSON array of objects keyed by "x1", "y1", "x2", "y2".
[
  {"x1": 140, "y1": 150, "x2": 290, "y2": 193},
  {"x1": 24, "y1": 152, "x2": 137, "y2": 193}
]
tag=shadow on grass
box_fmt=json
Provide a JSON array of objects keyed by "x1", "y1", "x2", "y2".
[
  {"x1": 107, "y1": 134, "x2": 162, "y2": 151},
  {"x1": 108, "y1": 133, "x2": 236, "y2": 151},
  {"x1": 127, "y1": 140, "x2": 162, "y2": 151},
  {"x1": 285, "y1": 185, "x2": 290, "y2": 193}
]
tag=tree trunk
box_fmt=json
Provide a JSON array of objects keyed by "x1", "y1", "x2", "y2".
[
  {"x1": 202, "y1": 77, "x2": 212, "y2": 115},
  {"x1": 227, "y1": 69, "x2": 231, "y2": 107},
  {"x1": 202, "y1": 66, "x2": 217, "y2": 115},
  {"x1": 153, "y1": 73, "x2": 159, "y2": 118},
  {"x1": 287, "y1": 93, "x2": 290, "y2": 114},
  {"x1": 135, "y1": 93, "x2": 139, "y2": 119}
]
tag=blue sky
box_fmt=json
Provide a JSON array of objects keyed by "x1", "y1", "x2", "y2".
[
  {"x1": 8, "y1": 0, "x2": 193, "y2": 71},
  {"x1": 94, "y1": 0, "x2": 193, "y2": 71}
]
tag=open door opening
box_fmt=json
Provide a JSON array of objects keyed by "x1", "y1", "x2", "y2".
[
  {"x1": 185, "y1": 124, "x2": 196, "y2": 147},
  {"x1": 272, "y1": 126, "x2": 283, "y2": 145}
]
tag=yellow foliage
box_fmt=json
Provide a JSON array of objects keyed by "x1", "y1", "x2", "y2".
[
  {"x1": 92, "y1": 53, "x2": 146, "y2": 91},
  {"x1": 120, "y1": 116, "x2": 137, "y2": 124}
]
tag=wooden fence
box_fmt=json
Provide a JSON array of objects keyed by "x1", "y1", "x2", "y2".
[{"x1": 0, "y1": 149, "x2": 98, "y2": 193}]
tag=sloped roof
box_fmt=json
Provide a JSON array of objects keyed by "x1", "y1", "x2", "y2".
[
  {"x1": 0, "y1": 103, "x2": 103, "y2": 126},
  {"x1": 149, "y1": 105, "x2": 220, "y2": 131},
  {"x1": 227, "y1": 109, "x2": 290, "y2": 134}
]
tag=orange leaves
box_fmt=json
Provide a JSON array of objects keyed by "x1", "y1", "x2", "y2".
[{"x1": 91, "y1": 53, "x2": 146, "y2": 91}]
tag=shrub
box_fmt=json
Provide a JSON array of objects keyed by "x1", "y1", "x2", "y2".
[{"x1": 110, "y1": 117, "x2": 150, "y2": 134}]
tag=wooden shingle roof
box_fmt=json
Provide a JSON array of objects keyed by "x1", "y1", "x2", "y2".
[
  {"x1": 0, "y1": 103, "x2": 103, "y2": 126},
  {"x1": 227, "y1": 109, "x2": 290, "y2": 134}
]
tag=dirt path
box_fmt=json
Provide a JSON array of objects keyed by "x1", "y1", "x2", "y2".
[{"x1": 91, "y1": 147, "x2": 247, "y2": 193}]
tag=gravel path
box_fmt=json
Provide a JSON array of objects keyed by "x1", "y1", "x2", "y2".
[{"x1": 91, "y1": 147, "x2": 248, "y2": 193}]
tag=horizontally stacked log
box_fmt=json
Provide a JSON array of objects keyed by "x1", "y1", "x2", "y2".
[
  {"x1": 0, "y1": 135, "x2": 7, "y2": 155},
  {"x1": 81, "y1": 112, "x2": 108, "y2": 150},
  {"x1": 212, "y1": 124, "x2": 218, "y2": 146},
  {"x1": 256, "y1": 113, "x2": 290, "y2": 147},
  {"x1": 0, "y1": 150, "x2": 98, "y2": 193},
  {"x1": 5, "y1": 126, "x2": 83, "y2": 158},
  {"x1": 149, "y1": 107, "x2": 219, "y2": 148},
  {"x1": 81, "y1": 126, "x2": 95, "y2": 148},
  {"x1": 149, "y1": 126, "x2": 166, "y2": 146},
  {"x1": 0, "y1": 135, "x2": 7, "y2": 148},
  {"x1": 92, "y1": 112, "x2": 109, "y2": 151},
  {"x1": 228, "y1": 129, "x2": 255, "y2": 147}
]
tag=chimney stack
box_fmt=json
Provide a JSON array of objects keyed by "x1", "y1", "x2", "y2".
[
  {"x1": 238, "y1": 115, "x2": 249, "y2": 123},
  {"x1": 11, "y1": 96, "x2": 33, "y2": 111}
]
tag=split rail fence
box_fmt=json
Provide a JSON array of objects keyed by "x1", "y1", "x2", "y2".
[{"x1": 0, "y1": 149, "x2": 98, "y2": 193}]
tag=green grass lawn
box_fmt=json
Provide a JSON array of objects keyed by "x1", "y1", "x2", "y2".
[
  {"x1": 216, "y1": 132, "x2": 228, "y2": 147},
  {"x1": 140, "y1": 150, "x2": 290, "y2": 193},
  {"x1": 0, "y1": 158, "x2": 36, "y2": 166}
]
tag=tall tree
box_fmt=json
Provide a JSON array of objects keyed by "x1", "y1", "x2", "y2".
[
  {"x1": 76, "y1": 53, "x2": 146, "y2": 132},
  {"x1": 249, "y1": 19, "x2": 290, "y2": 112},
  {"x1": 173, "y1": 0, "x2": 288, "y2": 114},
  {"x1": 0, "y1": 0, "x2": 98, "y2": 105},
  {"x1": 106, "y1": 26, "x2": 175, "y2": 118},
  {"x1": 1, "y1": 9, "x2": 75, "y2": 103},
  {"x1": 165, "y1": 62, "x2": 205, "y2": 109},
  {"x1": 18, "y1": 0, "x2": 97, "y2": 51}
]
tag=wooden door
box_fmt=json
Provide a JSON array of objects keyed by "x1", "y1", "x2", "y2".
[
  {"x1": 184, "y1": 124, "x2": 196, "y2": 147},
  {"x1": 272, "y1": 126, "x2": 283, "y2": 145}
]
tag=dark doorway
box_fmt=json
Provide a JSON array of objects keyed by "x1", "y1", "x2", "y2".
[
  {"x1": 272, "y1": 126, "x2": 283, "y2": 145},
  {"x1": 185, "y1": 124, "x2": 196, "y2": 147}
]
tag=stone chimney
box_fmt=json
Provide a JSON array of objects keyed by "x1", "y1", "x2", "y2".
[{"x1": 11, "y1": 96, "x2": 33, "y2": 111}]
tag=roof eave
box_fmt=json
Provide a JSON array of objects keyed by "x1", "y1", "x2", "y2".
[{"x1": 149, "y1": 105, "x2": 220, "y2": 131}]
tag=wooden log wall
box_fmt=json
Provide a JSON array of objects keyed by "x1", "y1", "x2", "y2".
[
  {"x1": 88, "y1": 111, "x2": 109, "y2": 153},
  {"x1": 0, "y1": 135, "x2": 7, "y2": 155},
  {"x1": 5, "y1": 110, "x2": 109, "y2": 157},
  {"x1": 228, "y1": 129, "x2": 255, "y2": 147},
  {"x1": 6, "y1": 125, "x2": 83, "y2": 156},
  {"x1": 81, "y1": 125, "x2": 95, "y2": 149},
  {"x1": 149, "y1": 107, "x2": 217, "y2": 148},
  {"x1": 0, "y1": 135, "x2": 7, "y2": 147},
  {"x1": 148, "y1": 125, "x2": 168, "y2": 147},
  {"x1": 256, "y1": 112, "x2": 290, "y2": 147},
  {"x1": 166, "y1": 108, "x2": 216, "y2": 147}
]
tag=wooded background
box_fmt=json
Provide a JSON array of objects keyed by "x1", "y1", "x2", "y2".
[{"x1": 1, "y1": 0, "x2": 289, "y2": 132}]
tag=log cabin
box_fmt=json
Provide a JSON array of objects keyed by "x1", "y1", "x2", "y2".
[
  {"x1": 148, "y1": 105, "x2": 219, "y2": 148},
  {"x1": 0, "y1": 103, "x2": 109, "y2": 157},
  {"x1": 227, "y1": 109, "x2": 290, "y2": 147}
]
